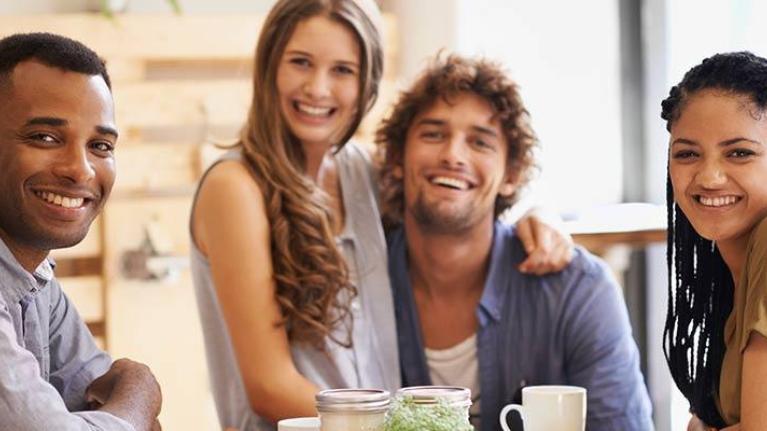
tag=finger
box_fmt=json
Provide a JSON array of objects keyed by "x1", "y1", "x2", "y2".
[
  {"x1": 531, "y1": 218, "x2": 554, "y2": 253},
  {"x1": 516, "y1": 217, "x2": 537, "y2": 254},
  {"x1": 519, "y1": 248, "x2": 548, "y2": 275},
  {"x1": 550, "y1": 242, "x2": 574, "y2": 272}
]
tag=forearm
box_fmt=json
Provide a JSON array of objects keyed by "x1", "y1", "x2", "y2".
[
  {"x1": 87, "y1": 359, "x2": 162, "y2": 431},
  {"x1": 97, "y1": 395, "x2": 159, "y2": 431},
  {"x1": 245, "y1": 368, "x2": 319, "y2": 423}
]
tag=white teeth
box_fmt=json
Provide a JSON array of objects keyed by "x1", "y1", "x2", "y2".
[
  {"x1": 698, "y1": 195, "x2": 739, "y2": 207},
  {"x1": 431, "y1": 176, "x2": 469, "y2": 190},
  {"x1": 35, "y1": 191, "x2": 85, "y2": 209},
  {"x1": 296, "y1": 102, "x2": 332, "y2": 117}
]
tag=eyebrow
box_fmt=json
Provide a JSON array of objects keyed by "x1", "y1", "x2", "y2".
[
  {"x1": 26, "y1": 117, "x2": 119, "y2": 139},
  {"x1": 415, "y1": 118, "x2": 500, "y2": 138},
  {"x1": 671, "y1": 137, "x2": 763, "y2": 147}
]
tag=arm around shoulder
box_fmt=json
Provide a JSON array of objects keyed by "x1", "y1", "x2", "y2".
[{"x1": 192, "y1": 161, "x2": 319, "y2": 422}]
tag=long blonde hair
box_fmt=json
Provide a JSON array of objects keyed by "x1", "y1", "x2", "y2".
[{"x1": 240, "y1": 0, "x2": 383, "y2": 347}]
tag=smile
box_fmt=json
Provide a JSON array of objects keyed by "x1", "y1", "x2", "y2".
[
  {"x1": 430, "y1": 176, "x2": 471, "y2": 190},
  {"x1": 294, "y1": 101, "x2": 334, "y2": 117},
  {"x1": 695, "y1": 195, "x2": 742, "y2": 208},
  {"x1": 34, "y1": 191, "x2": 86, "y2": 209}
]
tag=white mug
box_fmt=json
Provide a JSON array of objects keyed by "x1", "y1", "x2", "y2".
[
  {"x1": 499, "y1": 385, "x2": 586, "y2": 431},
  {"x1": 277, "y1": 417, "x2": 321, "y2": 431}
]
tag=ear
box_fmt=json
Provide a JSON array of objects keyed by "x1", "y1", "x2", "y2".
[
  {"x1": 393, "y1": 164, "x2": 403, "y2": 179},
  {"x1": 498, "y1": 171, "x2": 517, "y2": 198}
]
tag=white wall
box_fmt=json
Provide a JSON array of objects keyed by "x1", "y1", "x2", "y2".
[{"x1": 391, "y1": 0, "x2": 624, "y2": 217}]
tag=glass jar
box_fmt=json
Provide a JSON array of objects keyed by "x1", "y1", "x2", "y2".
[
  {"x1": 386, "y1": 386, "x2": 473, "y2": 431},
  {"x1": 315, "y1": 389, "x2": 390, "y2": 431}
]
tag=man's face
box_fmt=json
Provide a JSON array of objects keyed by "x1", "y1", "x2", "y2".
[
  {"x1": 0, "y1": 60, "x2": 116, "y2": 256},
  {"x1": 399, "y1": 92, "x2": 515, "y2": 234}
]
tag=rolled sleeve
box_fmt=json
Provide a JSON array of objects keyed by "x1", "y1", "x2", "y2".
[
  {"x1": 0, "y1": 299, "x2": 134, "y2": 431},
  {"x1": 562, "y1": 257, "x2": 654, "y2": 431}
]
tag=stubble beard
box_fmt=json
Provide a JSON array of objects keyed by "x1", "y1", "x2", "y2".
[{"x1": 410, "y1": 190, "x2": 477, "y2": 235}]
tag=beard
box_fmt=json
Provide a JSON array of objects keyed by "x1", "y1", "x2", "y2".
[{"x1": 409, "y1": 190, "x2": 479, "y2": 235}]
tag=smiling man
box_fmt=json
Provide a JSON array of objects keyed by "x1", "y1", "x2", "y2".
[
  {"x1": 377, "y1": 55, "x2": 653, "y2": 431},
  {"x1": 0, "y1": 33, "x2": 161, "y2": 430}
]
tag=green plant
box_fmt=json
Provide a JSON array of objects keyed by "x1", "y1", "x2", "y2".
[
  {"x1": 100, "y1": 0, "x2": 182, "y2": 18},
  {"x1": 384, "y1": 396, "x2": 473, "y2": 431}
]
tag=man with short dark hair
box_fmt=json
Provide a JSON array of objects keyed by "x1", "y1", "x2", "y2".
[
  {"x1": 378, "y1": 55, "x2": 653, "y2": 430},
  {"x1": 0, "y1": 32, "x2": 161, "y2": 431}
]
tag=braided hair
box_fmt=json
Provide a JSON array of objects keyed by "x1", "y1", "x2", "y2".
[{"x1": 661, "y1": 51, "x2": 767, "y2": 428}]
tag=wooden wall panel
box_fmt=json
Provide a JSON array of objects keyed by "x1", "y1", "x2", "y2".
[
  {"x1": 0, "y1": 12, "x2": 400, "y2": 431},
  {"x1": 59, "y1": 276, "x2": 104, "y2": 322}
]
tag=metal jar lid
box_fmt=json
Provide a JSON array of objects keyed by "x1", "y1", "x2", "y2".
[
  {"x1": 315, "y1": 389, "x2": 391, "y2": 413},
  {"x1": 395, "y1": 386, "x2": 471, "y2": 407}
]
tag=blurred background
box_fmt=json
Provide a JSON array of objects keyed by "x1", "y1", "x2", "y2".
[{"x1": 1, "y1": 0, "x2": 766, "y2": 429}]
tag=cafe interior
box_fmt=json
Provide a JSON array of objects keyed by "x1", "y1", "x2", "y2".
[{"x1": 1, "y1": 0, "x2": 766, "y2": 429}]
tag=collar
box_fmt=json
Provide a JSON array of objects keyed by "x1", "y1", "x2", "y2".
[
  {"x1": 0, "y1": 237, "x2": 54, "y2": 304},
  {"x1": 476, "y1": 221, "x2": 516, "y2": 325},
  {"x1": 392, "y1": 221, "x2": 522, "y2": 327}
]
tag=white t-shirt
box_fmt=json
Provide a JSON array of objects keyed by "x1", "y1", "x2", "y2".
[{"x1": 425, "y1": 334, "x2": 481, "y2": 429}]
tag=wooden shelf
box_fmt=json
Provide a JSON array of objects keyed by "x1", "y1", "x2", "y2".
[{"x1": 54, "y1": 256, "x2": 103, "y2": 278}]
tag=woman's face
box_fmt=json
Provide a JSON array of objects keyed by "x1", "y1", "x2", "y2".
[
  {"x1": 276, "y1": 15, "x2": 361, "y2": 151},
  {"x1": 669, "y1": 89, "x2": 767, "y2": 245}
]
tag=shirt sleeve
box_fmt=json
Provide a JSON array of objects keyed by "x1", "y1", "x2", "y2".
[
  {"x1": 740, "y1": 217, "x2": 767, "y2": 351},
  {"x1": 0, "y1": 295, "x2": 135, "y2": 431},
  {"x1": 561, "y1": 255, "x2": 654, "y2": 431},
  {"x1": 47, "y1": 279, "x2": 112, "y2": 411}
]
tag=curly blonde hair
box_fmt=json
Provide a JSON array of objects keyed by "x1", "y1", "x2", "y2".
[
  {"x1": 240, "y1": 0, "x2": 383, "y2": 347},
  {"x1": 376, "y1": 54, "x2": 538, "y2": 228}
]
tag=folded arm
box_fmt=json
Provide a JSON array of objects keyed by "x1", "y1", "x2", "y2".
[{"x1": 0, "y1": 301, "x2": 135, "y2": 430}]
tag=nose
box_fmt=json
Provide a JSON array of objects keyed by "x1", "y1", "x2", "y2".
[
  {"x1": 697, "y1": 157, "x2": 727, "y2": 189},
  {"x1": 52, "y1": 144, "x2": 96, "y2": 184},
  {"x1": 303, "y1": 69, "x2": 331, "y2": 99},
  {"x1": 438, "y1": 134, "x2": 468, "y2": 168}
]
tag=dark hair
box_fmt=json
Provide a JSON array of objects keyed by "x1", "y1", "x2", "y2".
[
  {"x1": 376, "y1": 54, "x2": 537, "y2": 228},
  {"x1": 661, "y1": 51, "x2": 767, "y2": 131},
  {"x1": 0, "y1": 32, "x2": 111, "y2": 89},
  {"x1": 660, "y1": 51, "x2": 767, "y2": 428}
]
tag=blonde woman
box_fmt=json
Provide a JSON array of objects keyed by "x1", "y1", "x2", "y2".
[{"x1": 190, "y1": 1, "x2": 570, "y2": 430}]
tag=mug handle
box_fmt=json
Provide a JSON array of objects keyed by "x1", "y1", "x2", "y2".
[{"x1": 500, "y1": 404, "x2": 525, "y2": 431}]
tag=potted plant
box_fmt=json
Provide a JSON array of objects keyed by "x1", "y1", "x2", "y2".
[{"x1": 100, "y1": 0, "x2": 181, "y2": 17}]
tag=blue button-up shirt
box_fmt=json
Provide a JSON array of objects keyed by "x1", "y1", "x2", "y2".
[
  {"x1": 0, "y1": 238, "x2": 134, "y2": 430},
  {"x1": 388, "y1": 222, "x2": 653, "y2": 431}
]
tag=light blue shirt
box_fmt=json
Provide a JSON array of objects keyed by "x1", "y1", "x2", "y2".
[
  {"x1": 389, "y1": 222, "x2": 654, "y2": 431},
  {"x1": 0, "y1": 238, "x2": 133, "y2": 430}
]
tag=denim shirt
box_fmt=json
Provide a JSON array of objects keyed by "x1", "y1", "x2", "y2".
[
  {"x1": 0, "y1": 238, "x2": 133, "y2": 430},
  {"x1": 388, "y1": 222, "x2": 654, "y2": 431}
]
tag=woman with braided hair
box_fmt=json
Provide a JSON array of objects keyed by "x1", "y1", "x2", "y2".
[{"x1": 663, "y1": 51, "x2": 767, "y2": 430}]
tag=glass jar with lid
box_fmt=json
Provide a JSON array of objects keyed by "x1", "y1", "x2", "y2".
[
  {"x1": 315, "y1": 388, "x2": 390, "y2": 431},
  {"x1": 385, "y1": 386, "x2": 473, "y2": 431}
]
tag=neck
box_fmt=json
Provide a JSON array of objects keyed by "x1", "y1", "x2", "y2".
[
  {"x1": 717, "y1": 233, "x2": 752, "y2": 287},
  {"x1": 303, "y1": 142, "x2": 335, "y2": 181},
  {"x1": 404, "y1": 215, "x2": 495, "y2": 299},
  {"x1": 0, "y1": 228, "x2": 47, "y2": 273}
]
